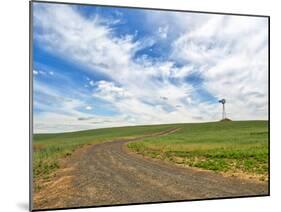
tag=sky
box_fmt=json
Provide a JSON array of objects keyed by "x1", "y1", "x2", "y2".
[{"x1": 32, "y1": 2, "x2": 269, "y2": 133}]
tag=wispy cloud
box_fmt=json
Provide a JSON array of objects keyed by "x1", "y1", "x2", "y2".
[{"x1": 33, "y1": 3, "x2": 268, "y2": 133}]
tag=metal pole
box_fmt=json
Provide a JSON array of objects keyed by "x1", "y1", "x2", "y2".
[
  {"x1": 223, "y1": 103, "x2": 225, "y2": 119},
  {"x1": 222, "y1": 104, "x2": 223, "y2": 119}
]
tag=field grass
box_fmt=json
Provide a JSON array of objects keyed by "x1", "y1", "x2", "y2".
[
  {"x1": 33, "y1": 124, "x2": 173, "y2": 188},
  {"x1": 127, "y1": 121, "x2": 269, "y2": 181},
  {"x1": 33, "y1": 120, "x2": 269, "y2": 191}
]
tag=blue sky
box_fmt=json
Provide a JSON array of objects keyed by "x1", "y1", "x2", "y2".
[{"x1": 33, "y1": 2, "x2": 268, "y2": 133}]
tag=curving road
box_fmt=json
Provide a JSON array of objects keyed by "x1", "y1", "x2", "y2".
[{"x1": 33, "y1": 128, "x2": 268, "y2": 210}]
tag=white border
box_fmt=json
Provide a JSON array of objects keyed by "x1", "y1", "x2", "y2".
[{"x1": 1, "y1": 0, "x2": 280, "y2": 212}]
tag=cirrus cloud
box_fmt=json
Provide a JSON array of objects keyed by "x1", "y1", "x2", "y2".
[{"x1": 33, "y1": 3, "x2": 268, "y2": 133}]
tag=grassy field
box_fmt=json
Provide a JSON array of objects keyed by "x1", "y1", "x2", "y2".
[
  {"x1": 33, "y1": 124, "x2": 173, "y2": 189},
  {"x1": 33, "y1": 120, "x2": 268, "y2": 191},
  {"x1": 127, "y1": 121, "x2": 268, "y2": 181}
]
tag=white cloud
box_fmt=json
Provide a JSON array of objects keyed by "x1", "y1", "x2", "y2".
[
  {"x1": 34, "y1": 3, "x2": 141, "y2": 77},
  {"x1": 93, "y1": 80, "x2": 131, "y2": 101},
  {"x1": 170, "y1": 15, "x2": 268, "y2": 120},
  {"x1": 33, "y1": 79, "x2": 138, "y2": 133},
  {"x1": 39, "y1": 70, "x2": 46, "y2": 75},
  {"x1": 34, "y1": 79, "x2": 86, "y2": 117},
  {"x1": 85, "y1": 106, "x2": 92, "y2": 110},
  {"x1": 89, "y1": 80, "x2": 95, "y2": 86},
  {"x1": 33, "y1": 4, "x2": 268, "y2": 133},
  {"x1": 158, "y1": 26, "x2": 169, "y2": 39}
]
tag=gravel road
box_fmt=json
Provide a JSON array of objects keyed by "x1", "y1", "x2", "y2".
[{"x1": 33, "y1": 128, "x2": 268, "y2": 210}]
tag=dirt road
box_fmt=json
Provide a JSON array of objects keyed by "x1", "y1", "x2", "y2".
[{"x1": 33, "y1": 128, "x2": 268, "y2": 210}]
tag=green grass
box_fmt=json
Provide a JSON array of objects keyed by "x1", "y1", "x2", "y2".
[
  {"x1": 33, "y1": 124, "x2": 173, "y2": 183},
  {"x1": 127, "y1": 121, "x2": 268, "y2": 180},
  {"x1": 33, "y1": 120, "x2": 269, "y2": 189}
]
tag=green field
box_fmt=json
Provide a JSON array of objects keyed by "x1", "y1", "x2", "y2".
[
  {"x1": 33, "y1": 120, "x2": 268, "y2": 188},
  {"x1": 128, "y1": 121, "x2": 268, "y2": 181},
  {"x1": 33, "y1": 125, "x2": 173, "y2": 184}
]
